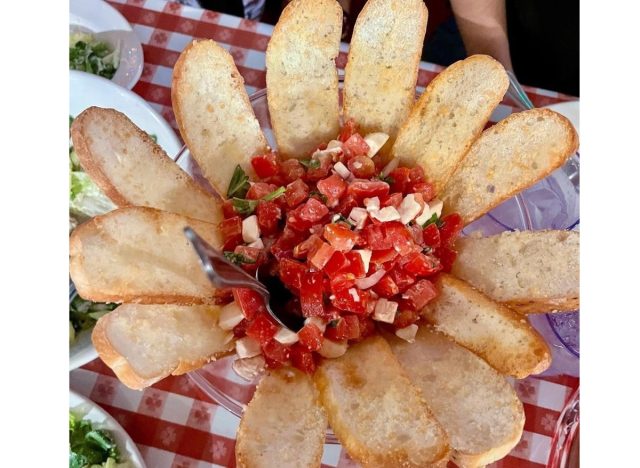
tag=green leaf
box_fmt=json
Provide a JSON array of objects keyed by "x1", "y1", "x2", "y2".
[
  {"x1": 227, "y1": 165, "x2": 250, "y2": 198},
  {"x1": 224, "y1": 251, "x2": 257, "y2": 265},
  {"x1": 376, "y1": 173, "x2": 394, "y2": 184},
  {"x1": 309, "y1": 190, "x2": 328, "y2": 204},
  {"x1": 421, "y1": 213, "x2": 440, "y2": 228},
  {"x1": 232, "y1": 186, "x2": 286, "y2": 215},
  {"x1": 300, "y1": 158, "x2": 321, "y2": 169},
  {"x1": 333, "y1": 214, "x2": 354, "y2": 228}
]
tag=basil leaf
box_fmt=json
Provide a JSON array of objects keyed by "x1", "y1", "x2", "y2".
[
  {"x1": 376, "y1": 173, "x2": 394, "y2": 184},
  {"x1": 232, "y1": 186, "x2": 286, "y2": 215},
  {"x1": 224, "y1": 251, "x2": 257, "y2": 265},
  {"x1": 309, "y1": 190, "x2": 328, "y2": 204},
  {"x1": 300, "y1": 158, "x2": 321, "y2": 169},
  {"x1": 421, "y1": 213, "x2": 440, "y2": 228},
  {"x1": 227, "y1": 165, "x2": 250, "y2": 198}
]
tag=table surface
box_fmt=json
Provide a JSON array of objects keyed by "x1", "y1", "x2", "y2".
[{"x1": 70, "y1": 1, "x2": 579, "y2": 467}]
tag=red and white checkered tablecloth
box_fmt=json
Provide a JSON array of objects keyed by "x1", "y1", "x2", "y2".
[{"x1": 70, "y1": 1, "x2": 579, "y2": 467}]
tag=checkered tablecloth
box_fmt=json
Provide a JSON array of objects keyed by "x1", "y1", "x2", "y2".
[{"x1": 70, "y1": 1, "x2": 579, "y2": 467}]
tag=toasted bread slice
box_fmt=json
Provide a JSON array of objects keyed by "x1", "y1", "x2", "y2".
[
  {"x1": 315, "y1": 336, "x2": 450, "y2": 467},
  {"x1": 440, "y1": 108, "x2": 579, "y2": 224},
  {"x1": 452, "y1": 230, "x2": 579, "y2": 314},
  {"x1": 69, "y1": 206, "x2": 221, "y2": 304},
  {"x1": 70, "y1": 107, "x2": 222, "y2": 224},
  {"x1": 266, "y1": 0, "x2": 342, "y2": 159},
  {"x1": 391, "y1": 55, "x2": 508, "y2": 194},
  {"x1": 387, "y1": 328, "x2": 525, "y2": 468},
  {"x1": 422, "y1": 274, "x2": 551, "y2": 378},
  {"x1": 92, "y1": 304, "x2": 234, "y2": 390},
  {"x1": 172, "y1": 39, "x2": 268, "y2": 196},
  {"x1": 343, "y1": 0, "x2": 428, "y2": 146},
  {"x1": 236, "y1": 368, "x2": 327, "y2": 468}
]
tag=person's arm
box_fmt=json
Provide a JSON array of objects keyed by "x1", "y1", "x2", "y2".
[{"x1": 449, "y1": 0, "x2": 513, "y2": 70}]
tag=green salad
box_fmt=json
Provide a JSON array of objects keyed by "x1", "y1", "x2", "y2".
[
  {"x1": 70, "y1": 32, "x2": 120, "y2": 79},
  {"x1": 69, "y1": 115, "x2": 117, "y2": 343},
  {"x1": 69, "y1": 412, "x2": 132, "y2": 468}
]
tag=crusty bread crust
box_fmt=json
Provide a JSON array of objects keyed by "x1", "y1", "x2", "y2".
[
  {"x1": 423, "y1": 274, "x2": 551, "y2": 378},
  {"x1": 172, "y1": 40, "x2": 268, "y2": 196},
  {"x1": 440, "y1": 108, "x2": 579, "y2": 225},
  {"x1": 343, "y1": 0, "x2": 428, "y2": 147},
  {"x1": 70, "y1": 107, "x2": 222, "y2": 224},
  {"x1": 236, "y1": 368, "x2": 327, "y2": 468},
  {"x1": 391, "y1": 55, "x2": 508, "y2": 194},
  {"x1": 387, "y1": 328, "x2": 525, "y2": 467},
  {"x1": 266, "y1": 0, "x2": 342, "y2": 159},
  {"x1": 92, "y1": 304, "x2": 234, "y2": 390},
  {"x1": 315, "y1": 336, "x2": 450, "y2": 467},
  {"x1": 69, "y1": 206, "x2": 222, "y2": 304}
]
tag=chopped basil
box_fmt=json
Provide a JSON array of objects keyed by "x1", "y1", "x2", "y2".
[
  {"x1": 309, "y1": 190, "x2": 328, "y2": 204},
  {"x1": 227, "y1": 165, "x2": 251, "y2": 198},
  {"x1": 334, "y1": 214, "x2": 354, "y2": 228},
  {"x1": 376, "y1": 173, "x2": 394, "y2": 184},
  {"x1": 328, "y1": 318, "x2": 340, "y2": 328},
  {"x1": 422, "y1": 213, "x2": 443, "y2": 228},
  {"x1": 232, "y1": 186, "x2": 286, "y2": 215},
  {"x1": 224, "y1": 251, "x2": 256, "y2": 265},
  {"x1": 300, "y1": 158, "x2": 321, "y2": 169}
]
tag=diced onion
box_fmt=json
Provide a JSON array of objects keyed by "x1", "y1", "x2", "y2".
[
  {"x1": 236, "y1": 336, "x2": 261, "y2": 359},
  {"x1": 373, "y1": 298, "x2": 398, "y2": 323},
  {"x1": 333, "y1": 161, "x2": 352, "y2": 179},
  {"x1": 232, "y1": 355, "x2": 266, "y2": 381},
  {"x1": 354, "y1": 268, "x2": 386, "y2": 289},
  {"x1": 218, "y1": 301, "x2": 244, "y2": 330},
  {"x1": 318, "y1": 339, "x2": 348, "y2": 359},
  {"x1": 395, "y1": 324, "x2": 419, "y2": 343},
  {"x1": 380, "y1": 157, "x2": 399, "y2": 177}
]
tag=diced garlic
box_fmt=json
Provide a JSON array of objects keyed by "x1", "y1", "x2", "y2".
[
  {"x1": 348, "y1": 207, "x2": 368, "y2": 230},
  {"x1": 355, "y1": 268, "x2": 386, "y2": 289},
  {"x1": 232, "y1": 355, "x2": 266, "y2": 381},
  {"x1": 236, "y1": 336, "x2": 261, "y2": 359},
  {"x1": 242, "y1": 215, "x2": 260, "y2": 243},
  {"x1": 395, "y1": 324, "x2": 419, "y2": 343},
  {"x1": 429, "y1": 198, "x2": 444, "y2": 218},
  {"x1": 248, "y1": 238, "x2": 264, "y2": 249},
  {"x1": 218, "y1": 301, "x2": 245, "y2": 330},
  {"x1": 354, "y1": 249, "x2": 372, "y2": 272},
  {"x1": 274, "y1": 327, "x2": 299, "y2": 345},
  {"x1": 333, "y1": 161, "x2": 351, "y2": 179},
  {"x1": 373, "y1": 298, "x2": 398, "y2": 323},
  {"x1": 398, "y1": 194, "x2": 422, "y2": 224},
  {"x1": 305, "y1": 317, "x2": 327, "y2": 333},
  {"x1": 371, "y1": 206, "x2": 401, "y2": 222},
  {"x1": 364, "y1": 132, "x2": 389, "y2": 157},
  {"x1": 364, "y1": 197, "x2": 380, "y2": 212},
  {"x1": 318, "y1": 339, "x2": 348, "y2": 359}
]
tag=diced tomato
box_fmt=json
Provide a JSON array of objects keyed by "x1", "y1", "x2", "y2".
[
  {"x1": 298, "y1": 323, "x2": 324, "y2": 351},
  {"x1": 407, "y1": 222, "x2": 425, "y2": 247},
  {"x1": 380, "y1": 192, "x2": 403, "y2": 208},
  {"x1": 403, "y1": 252, "x2": 442, "y2": 277},
  {"x1": 270, "y1": 227, "x2": 306, "y2": 260},
  {"x1": 279, "y1": 258, "x2": 307, "y2": 290},
  {"x1": 393, "y1": 309, "x2": 420, "y2": 329},
  {"x1": 309, "y1": 241, "x2": 336, "y2": 270},
  {"x1": 298, "y1": 198, "x2": 330, "y2": 223},
  {"x1": 325, "y1": 314, "x2": 360, "y2": 341},
  {"x1": 370, "y1": 248, "x2": 398, "y2": 265},
  {"x1": 279, "y1": 158, "x2": 306, "y2": 183},
  {"x1": 408, "y1": 166, "x2": 426, "y2": 186},
  {"x1": 324, "y1": 223, "x2": 358, "y2": 252},
  {"x1": 372, "y1": 274, "x2": 400, "y2": 298},
  {"x1": 300, "y1": 271, "x2": 325, "y2": 317},
  {"x1": 343, "y1": 251, "x2": 366, "y2": 278},
  {"x1": 284, "y1": 179, "x2": 310, "y2": 208},
  {"x1": 402, "y1": 279, "x2": 438, "y2": 310},
  {"x1": 343, "y1": 315, "x2": 361, "y2": 340},
  {"x1": 256, "y1": 201, "x2": 282, "y2": 236},
  {"x1": 329, "y1": 272, "x2": 356, "y2": 292},
  {"x1": 232, "y1": 289, "x2": 268, "y2": 321},
  {"x1": 336, "y1": 194, "x2": 358, "y2": 217},
  {"x1": 261, "y1": 340, "x2": 290, "y2": 365},
  {"x1": 348, "y1": 155, "x2": 376, "y2": 178},
  {"x1": 323, "y1": 251, "x2": 350, "y2": 277},
  {"x1": 347, "y1": 179, "x2": 390, "y2": 202},
  {"x1": 363, "y1": 224, "x2": 393, "y2": 250},
  {"x1": 388, "y1": 266, "x2": 416, "y2": 293},
  {"x1": 339, "y1": 119, "x2": 357, "y2": 142},
  {"x1": 293, "y1": 234, "x2": 323, "y2": 259},
  {"x1": 389, "y1": 167, "x2": 411, "y2": 194},
  {"x1": 439, "y1": 213, "x2": 464, "y2": 247},
  {"x1": 245, "y1": 312, "x2": 278, "y2": 345},
  {"x1": 233, "y1": 318, "x2": 249, "y2": 338},
  {"x1": 435, "y1": 246, "x2": 458, "y2": 273},
  {"x1": 423, "y1": 223, "x2": 441, "y2": 249},
  {"x1": 356, "y1": 315, "x2": 376, "y2": 340},
  {"x1": 251, "y1": 153, "x2": 279, "y2": 178},
  {"x1": 411, "y1": 182, "x2": 435, "y2": 202},
  {"x1": 222, "y1": 199, "x2": 237, "y2": 218},
  {"x1": 290, "y1": 343, "x2": 316, "y2": 373},
  {"x1": 383, "y1": 222, "x2": 414, "y2": 255},
  {"x1": 343, "y1": 134, "x2": 370, "y2": 157},
  {"x1": 233, "y1": 245, "x2": 263, "y2": 274},
  {"x1": 317, "y1": 174, "x2": 347, "y2": 206},
  {"x1": 305, "y1": 153, "x2": 333, "y2": 181},
  {"x1": 219, "y1": 216, "x2": 242, "y2": 242},
  {"x1": 331, "y1": 287, "x2": 370, "y2": 314},
  {"x1": 246, "y1": 182, "x2": 277, "y2": 200}
]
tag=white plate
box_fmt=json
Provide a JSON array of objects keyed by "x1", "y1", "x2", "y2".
[
  {"x1": 69, "y1": 70, "x2": 182, "y2": 370},
  {"x1": 545, "y1": 100, "x2": 580, "y2": 134},
  {"x1": 69, "y1": 0, "x2": 144, "y2": 90},
  {"x1": 69, "y1": 390, "x2": 147, "y2": 467}
]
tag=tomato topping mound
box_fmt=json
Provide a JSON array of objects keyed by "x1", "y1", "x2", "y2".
[{"x1": 222, "y1": 120, "x2": 463, "y2": 373}]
